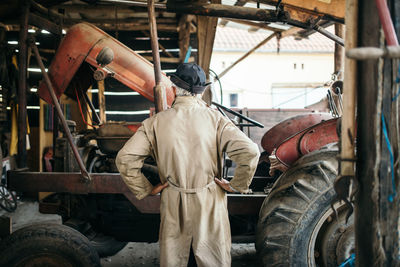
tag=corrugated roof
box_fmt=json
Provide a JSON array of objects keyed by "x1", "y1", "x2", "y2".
[{"x1": 214, "y1": 25, "x2": 335, "y2": 53}]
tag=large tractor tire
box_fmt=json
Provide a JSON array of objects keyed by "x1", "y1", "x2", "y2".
[
  {"x1": 64, "y1": 218, "x2": 127, "y2": 257},
  {"x1": 256, "y1": 146, "x2": 354, "y2": 266},
  {"x1": 0, "y1": 223, "x2": 100, "y2": 267}
]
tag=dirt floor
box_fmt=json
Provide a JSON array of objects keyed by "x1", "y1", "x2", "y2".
[
  {"x1": 101, "y1": 242, "x2": 258, "y2": 267},
  {"x1": 1, "y1": 199, "x2": 259, "y2": 266}
]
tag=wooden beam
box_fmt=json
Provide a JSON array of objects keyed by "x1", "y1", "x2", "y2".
[
  {"x1": 28, "y1": 13, "x2": 62, "y2": 35},
  {"x1": 54, "y1": 1, "x2": 167, "y2": 10},
  {"x1": 143, "y1": 56, "x2": 195, "y2": 63},
  {"x1": 167, "y1": 2, "x2": 278, "y2": 22},
  {"x1": 215, "y1": 24, "x2": 305, "y2": 80},
  {"x1": 278, "y1": 25, "x2": 302, "y2": 38},
  {"x1": 217, "y1": 32, "x2": 277, "y2": 80},
  {"x1": 224, "y1": 18, "x2": 284, "y2": 32},
  {"x1": 62, "y1": 17, "x2": 176, "y2": 25},
  {"x1": 141, "y1": 31, "x2": 175, "y2": 58},
  {"x1": 63, "y1": 23, "x2": 178, "y2": 32},
  {"x1": 52, "y1": 4, "x2": 144, "y2": 13},
  {"x1": 219, "y1": 0, "x2": 247, "y2": 26},
  {"x1": 258, "y1": 0, "x2": 345, "y2": 20}
]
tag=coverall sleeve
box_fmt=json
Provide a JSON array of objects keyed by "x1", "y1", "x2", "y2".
[
  {"x1": 219, "y1": 118, "x2": 260, "y2": 193},
  {"x1": 116, "y1": 126, "x2": 154, "y2": 200}
]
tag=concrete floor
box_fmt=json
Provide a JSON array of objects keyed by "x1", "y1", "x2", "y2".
[{"x1": 0, "y1": 199, "x2": 259, "y2": 266}]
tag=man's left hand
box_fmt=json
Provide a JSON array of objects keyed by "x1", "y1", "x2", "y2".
[{"x1": 151, "y1": 182, "x2": 169, "y2": 195}]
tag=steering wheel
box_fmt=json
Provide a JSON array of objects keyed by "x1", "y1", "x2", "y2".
[{"x1": 212, "y1": 101, "x2": 264, "y2": 128}]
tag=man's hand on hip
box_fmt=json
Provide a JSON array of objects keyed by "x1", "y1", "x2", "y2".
[
  {"x1": 214, "y1": 178, "x2": 235, "y2": 193},
  {"x1": 151, "y1": 182, "x2": 169, "y2": 195}
]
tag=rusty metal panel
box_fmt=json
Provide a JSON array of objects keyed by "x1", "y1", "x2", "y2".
[
  {"x1": 8, "y1": 172, "x2": 128, "y2": 194},
  {"x1": 299, "y1": 118, "x2": 339, "y2": 155},
  {"x1": 8, "y1": 171, "x2": 265, "y2": 215},
  {"x1": 38, "y1": 23, "x2": 174, "y2": 106},
  {"x1": 261, "y1": 113, "x2": 332, "y2": 155},
  {"x1": 275, "y1": 118, "x2": 339, "y2": 167}
]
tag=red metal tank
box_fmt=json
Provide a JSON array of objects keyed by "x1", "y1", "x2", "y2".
[
  {"x1": 261, "y1": 113, "x2": 333, "y2": 155},
  {"x1": 38, "y1": 23, "x2": 174, "y2": 105}
]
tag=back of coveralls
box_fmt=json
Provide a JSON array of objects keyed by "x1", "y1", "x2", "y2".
[{"x1": 116, "y1": 96, "x2": 260, "y2": 267}]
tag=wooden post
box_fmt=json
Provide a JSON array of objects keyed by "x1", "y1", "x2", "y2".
[
  {"x1": 334, "y1": 23, "x2": 344, "y2": 78},
  {"x1": 178, "y1": 15, "x2": 192, "y2": 63},
  {"x1": 355, "y1": 0, "x2": 400, "y2": 265},
  {"x1": 97, "y1": 80, "x2": 106, "y2": 124},
  {"x1": 148, "y1": 0, "x2": 167, "y2": 113},
  {"x1": 197, "y1": 0, "x2": 220, "y2": 77},
  {"x1": 355, "y1": 0, "x2": 383, "y2": 265},
  {"x1": 17, "y1": 0, "x2": 29, "y2": 169}
]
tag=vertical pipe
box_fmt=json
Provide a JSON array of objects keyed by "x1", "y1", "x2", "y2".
[
  {"x1": 375, "y1": 0, "x2": 398, "y2": 46},
  {"x1": 30, "y1": 41, "x2": 91, "y2": 182},
  {"x1": 52, "y1": 106, "x2": 58, "y2": 160},
  {"x1": 52, "y1": 11, "x2": 63, "y2": 156},
  {"x1": 148, "y1": 0, "x2": 167, "y2": 113},
  {"x1": 97, "y1": 80, "x2": 106, "y2": 123},
  {"x1": 83, "y1": 92, "x2": 101, "y2": 124},
  {"x1": 17, "y1": 1, "x2": 29, "y2": 168}
]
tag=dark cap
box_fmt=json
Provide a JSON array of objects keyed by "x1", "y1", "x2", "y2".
[{"x1": 169, "y1": 63, "x2": 211, "y2": 94}]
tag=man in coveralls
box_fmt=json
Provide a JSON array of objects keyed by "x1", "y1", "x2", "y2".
[{"x1": 116, "y1": 63, "x2": 260, "y2": 267}]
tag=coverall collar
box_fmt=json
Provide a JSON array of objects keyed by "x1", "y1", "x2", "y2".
[{"x1": 172, "y1": 96, "x2": 207, "y2": 108}]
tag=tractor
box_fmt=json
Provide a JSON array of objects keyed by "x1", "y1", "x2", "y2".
[{"x1": 2, "y1": 23, "x2": 352, "y2": 267}]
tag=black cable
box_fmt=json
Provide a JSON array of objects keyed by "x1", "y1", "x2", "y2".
[{"x1": 209, "y1": 68, "x2": 223, "y2": 105}]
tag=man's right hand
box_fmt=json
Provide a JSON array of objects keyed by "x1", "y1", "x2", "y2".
[
  {"x1": 150, "y1": 182, "x2": 169, "y2": 195},
  {"x1": 214, "y1": 178, "x2": 235, "y2": 193}
]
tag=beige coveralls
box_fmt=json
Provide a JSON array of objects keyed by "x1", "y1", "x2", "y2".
[{"x1": 116, "y1": 96, "x2": 260, "y2": 267}]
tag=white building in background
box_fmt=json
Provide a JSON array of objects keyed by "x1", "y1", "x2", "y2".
[{"x1": 210, "y1": 25, "x2": 335, "y2": 109}]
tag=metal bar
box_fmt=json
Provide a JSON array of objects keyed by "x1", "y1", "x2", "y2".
[
  {"x1": 148, "y1": 0, "x2": 167, "y2": 113},
  {"x1": 313, "y1": 25, "x2": 344, "y2": 46},
  {"x1": 30, "y1": 41, "x2": 91, "y2": 182},
  {"x1": 83, "y1": 92, "x2": 101, "y2": 124},
  {"x1": 141, "y1": 31, "x2": 174, "y2": 58},
  {"x1": 166, "y1": 2, "x2": 279, "y2": 22},
  {"x1": 212, "y1": 102, "x2": 264, "y2": 128},
  {"x1": 17, "y1": 1, "x2": 29, "y2": 169},
  {"x1": 100, "y1": 0, "x2": 166, "y2": 9},
  {"x1": 217, "y1": 32, "x2": 277, "y2": 80}
]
